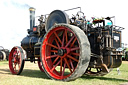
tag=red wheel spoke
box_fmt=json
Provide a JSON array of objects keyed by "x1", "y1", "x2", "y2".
[
  {"x1": 52, "y1": 56, "x2": 60, "y2": 65},
  {"x1": 60, "y1": 58, "x2": 63, "y2": 74},
  {"x1": 71, "y1": 47, "x2": 80, "y2": 51},
  {"x1": 61, "y1": 63, "x2": 66, "y2": 77},
  {"x1": 69, "y1": 59, "x2": 74, "y2": 70},
  {"x1": 71, "y1": 52, "x2": 80, "y2": 56},
  {"x1": 67, "y1": 55, "x2": 78, "y2": 62},
  {"x1": 46, "y1": 55, "x2": 58, "y2": 59},
  {"x1": 55, "y1": 39, "x2": 60, "y2": 49},
  {"x1": 65, "y1": 29, "x2": 68, "y2": 44},
  {"x1": 51, "y1": 61, "x2": 60, "y2": 72},
  {"x1": 70, "y1": 38, "x2": 77, "y2": 48},
  {"x1": 51, "y1": 50, "x2": 58, "y2": 53},
  {"x1": 54, "y1": 32, "x2": 62, "y2": 44},
  {"x1": 62, "y1": 31, "x2": 65, "y2": 47},
  {"x1": 18, "y1": 60, "x2": 20, "y2": 64},
  {"x1": 65, "y1": 36, "x2": 75, "y2": 48},
  {"x1": 64, "y1": 58, "x2": 72, "y2": 73},
  {"x1": 46, "y1": 42, "x2": 59, "y2": 49},
  {"x1": 14, "y1": 63, "x2": 17, "y2": 71}
]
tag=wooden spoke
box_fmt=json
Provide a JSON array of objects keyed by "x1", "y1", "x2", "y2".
[
  {"x1": 46, "y1": 55, "x2": 58, "y2": 59},
  {"x1": 52, "y1": 56, "x2": 60, "y2": 65},
  {"x1": 65, "y1": 36, "x2": 75, "y2": 48},
  {"x1": 64, "y1": 58, "x2": 72, "y2": 73},
  {"x1": 54, "y1": 32, "x2": 62, "y2": 44},
  {"x1": 70, "y1": 47, "x2": 80, "y2": 51},
  {"x1": 46, "y1": 42, "x2": 59, "y2": 49},
  {"x1": 67, "y1": 55, "x2": 78, "y2": 62}
]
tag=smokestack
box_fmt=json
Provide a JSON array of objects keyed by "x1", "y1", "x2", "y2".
[{"x1": 29, "y1": 7, "x2": 35, "y2": 30}]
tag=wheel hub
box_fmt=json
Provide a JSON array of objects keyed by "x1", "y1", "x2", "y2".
[{"x1": 58, "y1": 49, "x2": 66, "y2": 56}]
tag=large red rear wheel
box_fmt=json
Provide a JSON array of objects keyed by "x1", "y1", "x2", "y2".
[
  {"x1": 9, "y1": 46, "x2": 25, "y2": 75},
  {"x1": 41, "y1": 24, "x2": 91, "y2": 81}
]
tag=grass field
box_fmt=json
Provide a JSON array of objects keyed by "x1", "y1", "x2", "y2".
[{"x1": 0, "y1": 61, "x2": 128, "y2": 85}]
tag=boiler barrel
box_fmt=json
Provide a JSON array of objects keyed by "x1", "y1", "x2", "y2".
[{"x1": 21, "y1": 36, "x2": 39, "y2": 51}]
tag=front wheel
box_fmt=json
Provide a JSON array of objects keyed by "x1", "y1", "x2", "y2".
[
  {"x1": 41, "y1": 24, "x2": 91, "y2": 81},
  {"x1": 9, "y1": 46, "x2": 25, "y2": 75}
]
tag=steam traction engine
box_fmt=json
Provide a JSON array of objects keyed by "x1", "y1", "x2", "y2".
[
  {"x1": 9, "y1": 7, "x2": 124, "y2": 81},
  {"x1": 0, "y1": 46, "x2": 9, "y2": 61}
]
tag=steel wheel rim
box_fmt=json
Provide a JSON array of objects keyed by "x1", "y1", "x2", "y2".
[
  {"x1": 41, "y1": 26, "x2": 80, "y2": 80},
  {"x1": 9, "y1": 47, "x2": 22, "y2": 74}
]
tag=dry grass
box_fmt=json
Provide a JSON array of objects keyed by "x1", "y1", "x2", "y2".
[{"x1": 0, "y1": 61, "x2": 128, "y2": 85}]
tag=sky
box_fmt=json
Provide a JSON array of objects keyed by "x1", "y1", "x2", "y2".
[{"x1": 0, "y1": 0, "x2": 128, "y2": 50}]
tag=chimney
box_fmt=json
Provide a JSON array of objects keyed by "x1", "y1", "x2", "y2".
[{"x1": 29, "y1": 7, "x2": 35, "y2": 30}]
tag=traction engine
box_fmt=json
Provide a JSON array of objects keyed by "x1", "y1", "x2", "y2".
[{"x1": 9, "y1": 7, "x2": 124, "y2": 81}]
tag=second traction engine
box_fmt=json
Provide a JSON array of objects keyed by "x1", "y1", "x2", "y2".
[{"x1": 9, "y1": 7, "x2": 124, "y2": 81}]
